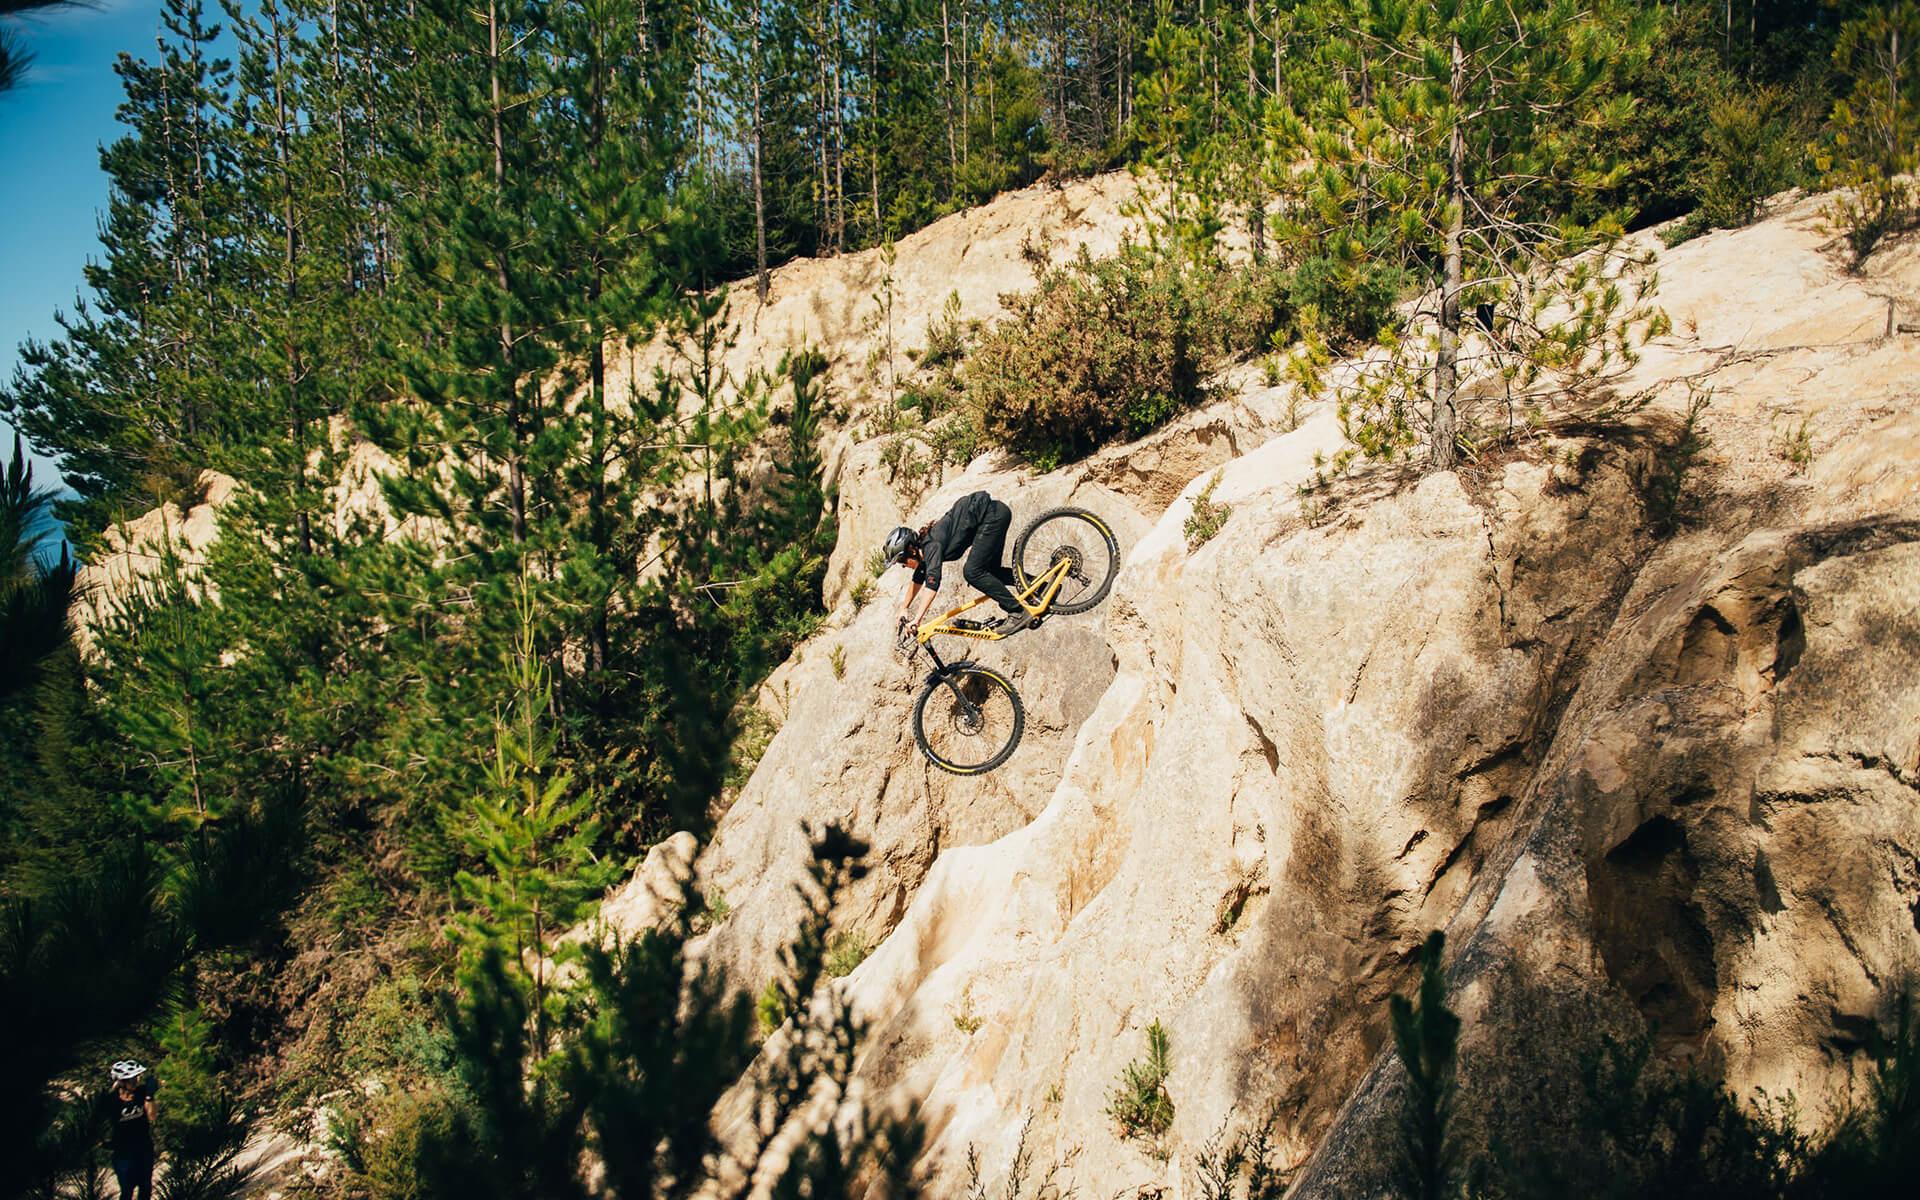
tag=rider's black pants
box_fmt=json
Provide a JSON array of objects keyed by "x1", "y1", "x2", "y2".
[
  {"x1": 963, "y1": 500, "x2": 1021, "y2": 613},
  {"x1": 112, "y1": 1151, "x2": 153, "y2": 1200}
]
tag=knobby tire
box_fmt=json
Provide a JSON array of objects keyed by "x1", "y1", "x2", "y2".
[
  {"x1": 1011, "y1": 507, "x2": 1120, "y2": 616},
  {"x1": 912, "y1": 664, "x2": 1025, "y2": 776}
]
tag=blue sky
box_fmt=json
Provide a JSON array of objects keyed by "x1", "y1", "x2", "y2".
[{"x1": 1, "y1": 0, "x2": 169, "y2": 493}]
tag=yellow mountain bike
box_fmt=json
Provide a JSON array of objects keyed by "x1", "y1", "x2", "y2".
[{"x1": 907, "y1": 507, "x2": 1120, "y2": 774}]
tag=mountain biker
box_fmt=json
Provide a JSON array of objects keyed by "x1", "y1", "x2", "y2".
[
  {"x1": 885, "y1": 490, "x2": 1031, "y2": 640},
  {"x1": 103, "y1": 1060, "x2": 157, "y2": 1200}
]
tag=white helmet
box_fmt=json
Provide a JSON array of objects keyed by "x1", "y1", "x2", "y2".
[{"x1": 110, "y1": 1060, "x2": 147, "y2": 1083}]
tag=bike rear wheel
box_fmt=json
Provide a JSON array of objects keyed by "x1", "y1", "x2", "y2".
[
  {"x1": 1012, "y1": 507, "x2": 1120, "y2": 616},
  {"x1": 912, "y1": 664, "x2": 1026, "y2": 775}
]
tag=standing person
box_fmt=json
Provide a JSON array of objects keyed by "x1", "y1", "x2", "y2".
[
  {"x1": 104, "y1": 1060, "x2": 157, "y2": 1200},
  {"x1": 884, "y1": 490, "x2": 1030, "y2": 637}
]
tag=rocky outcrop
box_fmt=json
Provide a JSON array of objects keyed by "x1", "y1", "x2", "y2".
[{"x1": 624, "y1": 191, "x2": 1920, "y2": 1197}]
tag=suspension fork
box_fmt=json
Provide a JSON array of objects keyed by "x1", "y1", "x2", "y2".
[{"x1": 922, "y1": 643, "x2": 979, "y2": 713}]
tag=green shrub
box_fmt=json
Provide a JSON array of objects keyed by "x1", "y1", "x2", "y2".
[
  {"x1": 824, "y1": 929, "x2": 872, "y2": 978},
  {"x1": 693, "y1": 888, "x2": 731, "y2": 932},
  {"x1": 756, "y1": 978, "x2": 789, "y2": 1034},
  {"x1": 969, "y1": 243, "x2": 1209, "y2": 465},
  {"x1": 1184, "y1": 471, "x2": 1232, "y2": 551},
  {"x1": 1629, "y1": 387, "x2": 1712, "y2": 535},
  {"x1": 724, "y1": 705, "x2": 781, "y2": 792},
  {"x1": 921, "y1": 291, "x2": 972, "y2": 371},
  {"x1": 1106, "y1": 1020, "x2": 1176, "y2": 1147},
  {"x1": 930, "y1": 411, "x2": 984, "y2": 466},
  {"x1": 1818, "y1": 4, "x2": 1920, "y2": 268},
  {"x1": 1286, "y1": 255, "x2": 1407, "y2": 349},
  {"x1": 1771, "y1": 414, "x2": 1814, "y2": 473},
  {"x1": 1209, "y1": 259, "x2": 1298, "y2": 359},
  {"x1": 331, "y1": 1093, "x2": 456, "y2": 1200},
  {"x1": 1693, "y1": 86, "x2": 1801, "y2": 231}
]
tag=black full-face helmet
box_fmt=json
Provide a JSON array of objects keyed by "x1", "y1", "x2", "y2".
[{"x1": 881, "y1": 526, "x2": 920, "y2": 566}]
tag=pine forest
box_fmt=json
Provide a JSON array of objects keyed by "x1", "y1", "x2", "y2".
[{"x1": 2, "y1": 0, "x2": 1917, "y2": 1197}]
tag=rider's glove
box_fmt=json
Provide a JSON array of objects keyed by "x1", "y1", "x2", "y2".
[{"x1": 895, "y1": 615, "x2": 916, "y2": 651}]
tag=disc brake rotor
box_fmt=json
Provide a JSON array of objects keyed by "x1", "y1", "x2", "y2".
[{"x1": 947, "y1": 702, "x2": 985, "y2": 737}]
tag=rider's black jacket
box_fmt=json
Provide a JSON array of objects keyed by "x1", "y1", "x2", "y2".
[{"x1": 913, "y1": 490, "x2": 996, "y2": 593}]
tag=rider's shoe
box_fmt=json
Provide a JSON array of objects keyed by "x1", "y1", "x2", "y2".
[{"x1": 990, "y1": 609, "x2": 1034, "y2": 636}]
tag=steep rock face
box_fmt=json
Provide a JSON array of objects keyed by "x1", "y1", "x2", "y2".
[
  {"x1": 833, "y1": 422, "x2": 1650, "y2": 1189},
  {"x1": 654, "y1": 191, "x2": 1920, "y2": 1197}
]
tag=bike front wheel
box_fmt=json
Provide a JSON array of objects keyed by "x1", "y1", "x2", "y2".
[
  {"x1": 912, "y1": 664, "x2": 1026, "y2": 775},
  {"x1": 1012, "y1": 507, "x2": 1120, "y2": 616}
]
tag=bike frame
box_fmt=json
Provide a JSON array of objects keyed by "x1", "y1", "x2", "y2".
[{"x1": 913, "y1": 555, "x2": 1074, "y2": 647}]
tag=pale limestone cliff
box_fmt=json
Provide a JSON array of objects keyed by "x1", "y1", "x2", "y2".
[{"x1": 597, "y1": 190, "x2": 1920, "y2": 1197}]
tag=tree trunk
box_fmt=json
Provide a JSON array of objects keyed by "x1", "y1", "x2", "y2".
[
  {"x1": 490, "y1": 3, "x2": 526, "y2": 544},
  {"x1": 752, "y1": 0, "x2": 769, "y2": 303},
  {"x1": 1247, "y1": 0, "x2": 1264, "y2": 263},
  {"x1": 326, "y1": 1, "x2": 358, "y2": 296},
  {"x1": 960, "y1": 0, "x2": 971, "y2": 164},
  {"x1": 587, "y1": 8, "x2": 611, "y2": 677},
  {"x1": 271, "y1": 11, "x2": 313, "y2": 558},
  {"x1": 942, "y1": 0, "x2": 956, "y2": 196},
  {"x1": 833, "y1": 2, "x2": 846, "y2": 253},
  {"x1": 869, "y1": 24, "x2": 882, "y2": 240},
  {"x1": 814, "y1": 2, "x2": 828, "y2": 250},
  {"x1": 1431, "y1": 35, "x2": 1465, "y2": 472}
]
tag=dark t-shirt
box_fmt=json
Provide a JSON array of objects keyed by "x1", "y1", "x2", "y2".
[
  {"x1": 912, "y1": 491, "x2": 994, "y2": 592},
  {"x1": 105, "y1": 1080, "x2": 156, "y2": 1155}
]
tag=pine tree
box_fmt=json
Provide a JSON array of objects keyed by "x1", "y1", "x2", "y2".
[
  {"x1": 450, "y1": 577, "x2": 617, "y2": 1056},
  {"x1": 1817, "y1": 2, "x2": 1919, "y2": 267},
  {"x1": 1272, "y1": 0, "x2": 1668, "y2": 470},
  {"x1": 2, "y1": 0, "x2": 248, "y2": 529},
  {"x1": 0, "y1": 434, "x2": 75, "y2": 703}
]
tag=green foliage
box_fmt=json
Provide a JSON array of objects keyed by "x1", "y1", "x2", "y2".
[
  {"x1": 1812, "y1": 991, "x2": 1920, "y2": 1191},
  {"x1": 824, "y1": 928, "x2": 873, "y2": 978},
  {"x1": 1772, "y1": 414, "x2": 1815, "y2": 473},
  {"x1": 1694, "y1": 87, "x2": 1804, "y2": 232},
  {"x1": 391, "y1": 826, "x2": 920, "y2": 1199},
  {"x1": 1538, "y1": 3, "x2": 1819, "y2": 235},
  {"x1": 152, "y1": 996, "x2": 259, "y2": 1200},
  {"x1": 449, "y1": 579, "x2": 620, "y2": 1054},
  {"x1": 173, "y1": 790, "x2": 307, "y2": 950},
  {"x1": 1817, "y1": 3, "x2": 1920, "y2": 268},
  {"x1": 1106, "y1": 1020, "x2": 1176, "y2": 1148},
  {"x1": 330, "y1": 1091, "x2": 455, "y2": 1200},
  {"x1": 757, "y1": 977, "x2": 792, "y2": 1035},
  {"x1": 970, "y1": 244, "x2": 1210, "y2": 466},
  {"x1": 0, "y1": 434, "x2": 75, "y2": 705},
  {"x1": 1286, "y1": 255, "x2": 1409, "y2": 351},
  {"x1": 1390, "y1": 931, "x2": 1461, "y2": 1200},
  {"x1": 1630, "y1": 388, "x2": 1714, "y2": 536},
  {"x1": 725, "y1": 705, "x2": 782, "y2": 795},
  {"x1": 0, "y1": 842, "x2": 184, "y2": 1195},
  {"x1": 921, "y1": 291, "x2": 972, "y2": 371},
  {"x1": 1184, "y1": 472, "x2": 1232, "y2": 552},
  {"x1": 1271, "y1": 0, "x2": 1667, "y2": 470},
  {"x1": 1204, "y1": 260, "x2": 1297, "y2": 362},
  {"x1": 1373, "y1": 941, "x2": 1920, "y2": 1200}
]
